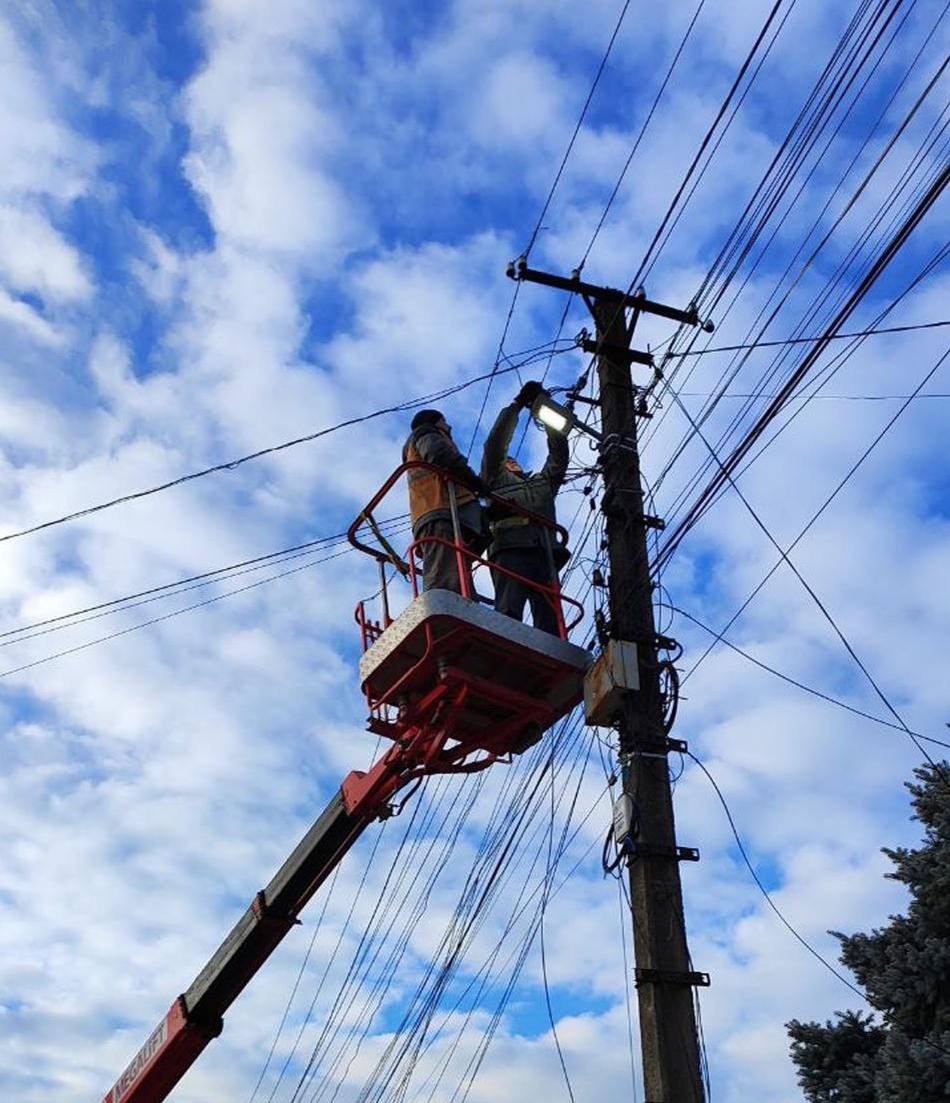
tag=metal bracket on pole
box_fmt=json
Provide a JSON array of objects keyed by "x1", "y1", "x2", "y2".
[
  {"x1": 635, "y1": 969, "x2": 711, "y2": 988},
  {"x1": 629, "y1": 843, "x2": 700, "y2": 862},
  {"x1": 599, "y1": 433, "x2": 639, "y2": 460},
  {"x1": 250, "y1": 890, "x2": 301, "y2": 930},
  {"x1": 580, "y1": 337, "x2": 654, "y2": 367},
  {"x1": 506, "y1": 257, "x2": 708, "y2": 329},
  {"x1": 623, "y1": 736, "x2": 688, "y2": 758}
]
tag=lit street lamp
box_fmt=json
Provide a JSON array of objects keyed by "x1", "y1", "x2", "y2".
[{"x1": 530, "y1": 390, "x2": 602, "y2": 441}]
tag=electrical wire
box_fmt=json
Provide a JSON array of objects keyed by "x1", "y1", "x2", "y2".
[
  {"x1": 0, "y1": 542, "x2": 351, "y2": 681},
  {"x1": 520, "y1": 0, "x2": 805, "y2": 470},
  {"x1": 681, "y1": 391, "x2": 950, "y2": 400},
  {"x1": 522, "y1": 0, "x2": 633, "y2": 261},
  {"x1": 666, "y1": 318, "x2": 950, "y2": 357},
  {"x1": 671, "y1": 605, "x2": 950, "y2": 752},
  {"x1": 540, "y1": 763, "x2": 577, "y2": 1103},
  {"x1": 674, "y1": 342, "x2": 950, "y2": 694},
  {"x1": 662, "y1": 378, "x2": 950, "y2": 792},
  {"x1": 686, "y1": 749, "x2": 867, "y2": 1001},
  {"x1": 1, "y1": 343, "x2": 573, "y2": 546},
  {"x1": 0, "y1": 519, "x2": 410, "y2": 646},
  {"x1": 344, "y1": 728, "x2": 590, "y2": 1103},
  {"x1": 656, "y1": 161, "x2": 950, "y2": 571},
  {"x1": 579, "y1": 0, "x2": 707, "y2": 268},
  {"x1": 505, "y1": 0, "x2": 707, "y2": 446},
  {"x1": 661, "y1": 241, "x2": 950, "y2": 533},
  {"x1": 249, "y1": 863, "x2": 343, "y2": 1103},
  {"x1": 468, "y1": 0, "x2": 633, "y2": 456},
  {"x1": 642, "y1": 0, "x2": 948, "y2": 475},
  {"x1": 631, "y1": 0, "x2": 792, "y2": 289}
]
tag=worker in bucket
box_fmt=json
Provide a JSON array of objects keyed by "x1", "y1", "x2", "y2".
[
  {"x1": 402, "y1": 409, "x2": 491, "y2": 593},
  {"x1": 480, "y1": 380, "x2": 569, "y2": 634}
]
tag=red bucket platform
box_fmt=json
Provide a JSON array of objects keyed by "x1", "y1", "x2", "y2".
[
  {"x1": 344, "y1": 462, "x2": 590, "y2": 817},
  {"x1": 360, "y1": 587, "x2": 590, "y2": 753}
]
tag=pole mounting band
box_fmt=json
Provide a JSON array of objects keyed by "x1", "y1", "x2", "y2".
[
  {"x1": 625, "y1": 737, "x2": 688, "y2": 757},
  {"x1": 630, "y1": 843, "x2": 699, "y2": 862},
  {"x1": 635, "y1": 968, "x2": 710, "y2": 988}
]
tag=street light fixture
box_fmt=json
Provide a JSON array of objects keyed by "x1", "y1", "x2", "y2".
[{"x1": 530, "y1": 390, "x2": 602, "y2": 442}]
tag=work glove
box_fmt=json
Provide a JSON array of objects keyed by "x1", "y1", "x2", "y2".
[{"x1": 515, "y1": 380, "x2": 545, "y2": 408}]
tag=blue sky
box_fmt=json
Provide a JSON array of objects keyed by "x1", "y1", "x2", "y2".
[{"x1": 0, "y1": 2, "x2": 948, "y2": 1102}]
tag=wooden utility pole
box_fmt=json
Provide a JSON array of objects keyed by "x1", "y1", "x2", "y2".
[
  {"x1": 592, "y1": 298, "x2": 706, "y2": 1103},
  {"x1": 506, "y1": 258, "x2": 708, "y2": 1101}
]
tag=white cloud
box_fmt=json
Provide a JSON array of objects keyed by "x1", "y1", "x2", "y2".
[
  {"x1": 0, "y1": 286, "x2": 64, "y2": 346},
  {"x1": 0, "y1": 17, "x2": 95, "y2": 203},
  {"x1": 1, "y1": 2, "x2": 949, "y2": 1102},
  {"x1": 0, "y1": 205, "x2": 90, "y2": 302},
  {"x1": 182, "y1": 3, "x2": 365, "y2": 263}
]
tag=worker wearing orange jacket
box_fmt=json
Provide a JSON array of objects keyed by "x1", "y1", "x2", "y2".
[{"x1": 402, "y1": 409, "x2": 491, "y2": 593}]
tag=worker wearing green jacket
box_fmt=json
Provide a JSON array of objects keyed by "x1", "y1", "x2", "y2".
[{"x1": 480, "y1": 381, "x2": 569, "y2": 634}]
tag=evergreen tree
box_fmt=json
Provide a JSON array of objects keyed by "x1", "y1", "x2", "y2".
[{"x1": 787, "y1": 763, "x2": 950, "y2": 1102}]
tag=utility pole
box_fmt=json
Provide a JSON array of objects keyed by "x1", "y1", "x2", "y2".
[
  {"x1": 593, "y1": 298, "x2": 706, "y2": 1103},
  {"x1": 508, "y1": 259, "x2": 709, "y2": 1102}
]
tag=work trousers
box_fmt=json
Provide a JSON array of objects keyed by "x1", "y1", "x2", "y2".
[
  {"x1": 491, "y1": 546, "x2": 560, "y2": 635},
  {"x1": 415, "y1": 518, "x2": 476, "y2": 595}
]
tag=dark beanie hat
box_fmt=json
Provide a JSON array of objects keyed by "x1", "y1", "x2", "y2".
[{"x1": 411, "y1": 408, "x2": 444, "y2": 430}]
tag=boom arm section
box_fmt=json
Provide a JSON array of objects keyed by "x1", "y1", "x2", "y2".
[
  {"x1": 101, "y1": 682, "x2": 536, "y2": 1103},
  {"x1": 102, "y1": 792, "x2": 366, "y2": 1103}
]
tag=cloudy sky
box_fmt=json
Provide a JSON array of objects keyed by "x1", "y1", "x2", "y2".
[{"x1": 1, "y1": 1, "x2": 948, "y2": 1101}]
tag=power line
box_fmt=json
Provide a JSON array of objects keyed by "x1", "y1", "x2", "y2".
[
  {"x1": 0, "y1": 543, "x2": 351, "y2": 681},
  {"x1": 666, "y1": 318, "x2": 950, "y2": 357},
  {"x1": 681, "y1": 392, "x2": 950, "y2": 401},
  {"x1": 578, "y1": 0, "x2": 706, "y2": 267},
  {"x1": 695, "y1": 703, "x2": 950, "y2": 1060},
  {"x1": 671, "y1": 605, "x2": 950, "y2": 752},
  {"x1": 659, "y1": 242, "x2": 950, "y2": 531},
  {"x1": 540, "y1": 767, "x2": 577, "y2": 1103},
  {"x1": 471, "y1": 0, "x2": 633, "y2": 455},
  {"x1": 645, "y1": 17, "x2": 950, "y2": 491},
  {"x1": 686, "y1": 749, "x2": 867, "y2": 1002},
  {"x1": 509, "y1": 0, "x2": 705, "y2": 460},
  {"x1": 726, "y1": 249, "x2": 950, "y2": 484},
  {"x1": 0, "y1": 521, "x2": 408, "y2": 645},
  {"x1": 545, "y1": 0, "x2": 798, "y2": 442},
  {"x1": 657, "y1": 160, "x2": 950, "y2": 570},
  {"x1": 522, "y1": 0, "x2": 633, "y2": 260},
  {"x1": 248, "y1": 863, "x2": 343, "y2": 1103},
  {"x1": 1, "y1": 345, "x2": 571, "y2": 547},
  {"x1": 631, "y1": 0, "x2": 790, "y2": 289},
  {"x1": 465, "y1": 283, "x2": 526, "y2": 457},
  {"x1": 673, "y1": 341, "x2": 950, "y2": 704},
  {"x1": 662, "y1": 377, "x2": 950, "y2": 790},
  {"x1": 682, "y1": 0, "x2": 922, "y2": 323}
]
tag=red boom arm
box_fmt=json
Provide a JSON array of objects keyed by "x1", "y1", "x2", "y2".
[
  {"x1": 101, "y1": 695, "x2": 534, "y2": 1102},
  {"x1": 101, "y1": 790, "x2": 367, "y2": 1103}
]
